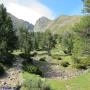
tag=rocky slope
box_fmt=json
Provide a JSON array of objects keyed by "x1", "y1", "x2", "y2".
[
  {"x1": 47, "y1": 16, "x2": 81, "y2": 33},
  {"x1": 34, "y1": 16, "x2": 81, "y2": 33},
  {"x1": 0, "y1": 56, "x2": 24, "y2": 88},
  {"x1": 8, "y1": 13, "x2": 34, "y2": 31},
  {"x1": 34, "y1": 17, "x2": 51, "y2": 32},
  {"x1": 8, "y1": 13, "x2": 81, "y2": 33},
  {"x1": 8, "y1": 14, "x2": 81, "y2": 33}
]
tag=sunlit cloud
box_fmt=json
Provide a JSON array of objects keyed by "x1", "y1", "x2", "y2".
[{"x1": 0, "y1": 0, "x2": 55, "y2": 24}]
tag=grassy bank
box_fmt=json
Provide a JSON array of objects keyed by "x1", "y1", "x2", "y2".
[
  {"x1": 22, "y1": 72, "x2": 90, "y2": 90},
  {"x1": 49, "y1": 72, "x2": 90, "y2": 90}
]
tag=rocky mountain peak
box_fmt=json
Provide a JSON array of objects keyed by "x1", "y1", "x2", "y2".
[{"x1": 34, "y1": 17, "x2": 51, "y2": 32}]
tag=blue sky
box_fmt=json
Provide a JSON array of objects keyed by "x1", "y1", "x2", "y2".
[
  {"x1": 39, "y1": 0, "x2": 83, "y2": 17},
  {"x1": 1, "y1": 0, "x2": 83, "y2": 24}
]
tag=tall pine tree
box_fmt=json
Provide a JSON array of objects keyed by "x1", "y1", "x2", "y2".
[{"x1": 0, "y1": 4, "x2": 17, "y2": 55}]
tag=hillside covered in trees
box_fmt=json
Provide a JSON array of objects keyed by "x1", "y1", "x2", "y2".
[{"x1": 0, "y1": 0, "x2": 90, "y2": 90}]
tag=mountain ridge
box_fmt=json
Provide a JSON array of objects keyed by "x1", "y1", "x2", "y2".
[
  {"x1": 8, "y1": 13, "x2": 34, "y2": 31},
  {"x1": 34, "y1": 15, "x2": 81, "y2": 33},
  {"x1": 8, "y1": 13, "x2": 81, "y2": 33},
  {"x1": 34, "y1": 17, "x2": 51, "y2": 32}
]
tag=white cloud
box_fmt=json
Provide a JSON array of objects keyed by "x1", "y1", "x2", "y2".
[
  {"x1": 1, "y1": 0, "x2": 55, "y2": 24},
  {"x1": 0, "y1": 0, "x2": 16, "y2": 4}
]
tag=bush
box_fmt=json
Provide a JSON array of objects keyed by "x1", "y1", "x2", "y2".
[
  {"x1": 19, "y1": 53, "x2": 30, "y2": 58},
  {"x1": 61, "y1": 61, "x2": 70, "y2": 67},
  {"x1": 72, "y1": 56, "x2": 90, "y2": 69},
  {"x1": 20, "y1": 53, "x2": 33, "y2": 63},
  {"x1": 39, "y1": 57, "x2": 46, "y2": 62},
  {"x1": 81, "y1": 56, "x2": 90, "y2": 66},
  {"x1": 58, "y1": 57, "x2": 62, "y2": 60},
  {"x1": 0, "y1": 53, "x2": 15, "y2": 67},
  {"x1": 22, "y1": 78, "x2": 51, "y2": 90},
  {"x1": 0, "y1": 64, "x2": 5, "y2": 75},
  {"x1": 74, "y1": 64, "x2": 87, "y2": 69},
  {"x1": 22, "y1": 62, "x2": 42, "y2": 76},
  {"x1": 64, "y1": 50, "x2": 68, "y2": 54},
  {"x1": 72, "y1": 57, "x2": 80, "y2": 64},
  {"x1": 52, "y1": 54, "x2": 62, "y2": 60},
  {"x1": 27, "y1": 58, "x2": 33, "y2": 63},
  {"x1": 30, "y1": 52, "x2": 37, "y2": 57}
]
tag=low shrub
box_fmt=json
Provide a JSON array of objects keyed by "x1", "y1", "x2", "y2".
[
  {"x1": 64, "y1": 50, "x2": 72, "y2": 55},
  {"x1": 22, "y1": 62, "x2": 42, "y2": 76},
  {"x1": 74, "y1": 64, "x2": 87, "y2": 69},
  {"x1": 20, "y1": 53, "x2": 33, "y2": 63},
  {"x1": 22, "y1": 58, "x2": 33, "y2": 65},
  {"x1": 58, "y1": 57, "x2": 62, "y2": 60},
  {"x1": 61, "y1": 61, "x2": 70, "y2": 67},
  {"x1": 19, "y1": 53, "x2": 30, "y2": 58},
  {"x1": 0, "y1": 53, "x2": 15, "y2": 67},
  {"x1": 52, "y1": 54, "x2": 62, "y2": 60},
  {"x1": 64, "y1": 50, "x2": 68, "y2": 54},
  {"x1": 81, "y1": 56, "x2": 90, "y2": 66},
  {"x1": 0, "y1": 64, "x2": 5, "y2": 75},
  {"x1": 72, "y1": 56, "x2": 90, "y2": 69},
  {"x1": 39, "y1": 57, "x2": 46, "y2": 62},
  {"x1": 22, "y1": 78, "x2": 51, "y2": 90},
  {"x1": 72, "y1": 57, "x2": 80, "y2": 64},
  {"x1": 19, "y1": 53, "x2": 24, "y2": 57},
  {"x1": 30, "y1": 52, "x2": 37, "y2": 57}
]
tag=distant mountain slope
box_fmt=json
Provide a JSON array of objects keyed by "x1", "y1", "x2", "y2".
[
  {"x1": 46, "y1": 16, "x2": 81, "y2": 33},
  {"x1": 8, "y1": 13, "x2": 34, "y2": 31},
  {"x1": 34, "y1": 16, "x2": 81, "y2": 33},
  {"x1": 8, "y1": 13, "x2": 81, "y2": 33},
  {"x1": 34, "y1": 17, "x2": 51, "y2": 32}
]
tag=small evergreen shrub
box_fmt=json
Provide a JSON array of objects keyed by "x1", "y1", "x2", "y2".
[
  {"x1": 72, "y1": 56, "x2": 90, "y2": 69},
  {"x1": 52, "y1": 54, "x2": 62, "y2": 60},
  {"x1": 22, "y1": 62, "x2": 42, "y2": 76},
  {"x1": 72, "y1": 57, "x2": 80, "y2": 64},
  {"x1": 22, "y1": 78, "x2": 51, "y2": 90},
  {"x1": 30, "y1": 52, "x2": 37, "y2": 57},
  {"x1": 0, "y1": 53, "x2": 15, "y2": 67},
  {"x1": 20, "y1": 53, "x2": 33, "y2": 63},
  {"x1": 64, "y1": 50, "x2": 68, "y2": 54},
  {"x1": 74, "y1": 64, "x2": 87, "y2": 69},
  {"x1": 81, "y1": 56, "x2": 90, "y2": 66},
  {"x1": 61, "y1": 61, "x2": 70, "y2": 67},
  {"x1": 39, "y1": 57, "x2": 46, "y2": 62},
  {"x1": 58, "y1": 57, "x2": 62, "y2": 60},
  {"x1": 22, "y1": 57, "x2": 33, "y2": 65},
  {"x1": 19, "y1": 53, "x2": 30, "y2": 58}
]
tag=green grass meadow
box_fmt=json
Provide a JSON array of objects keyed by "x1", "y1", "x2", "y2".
[{"x1": 22, "y1": 72, "x2": 90, "y2": 90}]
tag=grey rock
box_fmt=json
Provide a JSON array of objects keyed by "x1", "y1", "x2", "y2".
[{"x1": 34, "y1": 17, "x2": 51, "y2": 32}]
